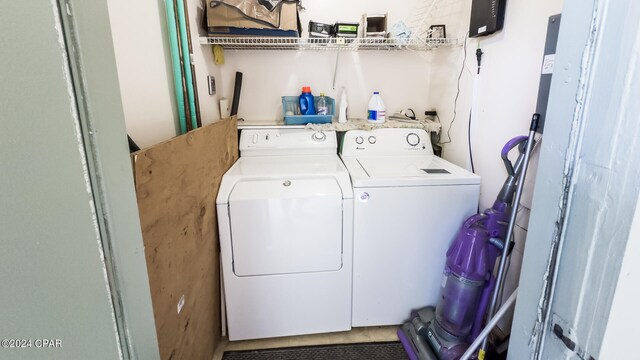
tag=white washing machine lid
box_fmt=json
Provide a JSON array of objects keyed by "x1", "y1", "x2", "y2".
[
  {"x1": 217, "y1": 154, "x2": 353, "y2": 205},
  {"x1": 342, "y1": 155, "x2": 480, "y2": 187}
]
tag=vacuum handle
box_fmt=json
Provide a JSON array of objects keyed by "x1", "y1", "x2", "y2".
[
  {"x1": 480, "y1": 113, "x2": 540, "y2": 354},
  {"x1": 502, "y1": 114, "x2": 539, "y2": 175},
  {"x1": 530, "y1": 113, "x2": 540, "y2": 132},
  {"x1": 501, "y1": 136, "x2": 528, "y2": 159},
  {"x1": 501, "y1": 136, "x2": 528, "y2": 176}
]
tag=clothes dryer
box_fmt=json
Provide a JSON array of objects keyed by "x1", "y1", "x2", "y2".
[{"x1": 217, "y1": 129, "x2": 353, "y2": 340}]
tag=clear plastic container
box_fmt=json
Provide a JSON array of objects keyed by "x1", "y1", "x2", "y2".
[
  {"x1": 317, "y1": 93, "x2": 328, "y2": 115},
  {"x1": 435, "y1": 268, "x2": 485, "y2": 337}
]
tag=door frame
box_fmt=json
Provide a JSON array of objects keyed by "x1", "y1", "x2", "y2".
[
  {"x1": 509, "y1": 0, "x2": 640, "y2": 358},
  {"x1": 55, "y1": 0, "x2": 160, "y2": 358}
]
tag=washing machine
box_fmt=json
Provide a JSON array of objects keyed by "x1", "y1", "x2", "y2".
[
  {"x1": 217, "y1": 129, "x2": 353, "y2": 341},
  {"x1": 340, "y1": 128, "x2": 480, "y2": 327}
]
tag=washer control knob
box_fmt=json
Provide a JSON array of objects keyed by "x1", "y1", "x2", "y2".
[
  {"x1": 312, "y1": 131, "x2": 326, "y2": 142},
  {"x1": 368, "y1": 136, "x2": 377, "y2": 144},
  {"x1": 355, "y1": 136, "x2": 364, "y2": 145},
  {"x1": 406, "y1": 133, "x2": 420, "y2": 147},
  {"x1": 252, "y1": 134, "x2": 259, "y2": 144}
]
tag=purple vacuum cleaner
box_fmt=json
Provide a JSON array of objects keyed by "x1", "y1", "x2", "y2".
[{"x1": 398, "y1": 115, "x2": 540, "y2": 360}]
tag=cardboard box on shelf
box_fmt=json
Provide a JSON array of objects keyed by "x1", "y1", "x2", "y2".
[
  {"x1": 207, "y1": 1, "x2": 299, "y2": 36},
  {"x1": 362, "y1": 13, "x2": 388, "y2": 38}
]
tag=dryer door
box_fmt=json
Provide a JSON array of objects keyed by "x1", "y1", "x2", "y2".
[{"x1": 228, "y1": 177, "x2": 343, "y2": 276}]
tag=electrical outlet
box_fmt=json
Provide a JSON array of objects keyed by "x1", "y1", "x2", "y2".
[{"x1": 207, "y1": 75, "x2": 216, "y2": 95}]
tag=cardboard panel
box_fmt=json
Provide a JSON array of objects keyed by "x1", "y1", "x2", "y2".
[{"x1": 132, "y1": 118, "x2": 238, "y2": 360}]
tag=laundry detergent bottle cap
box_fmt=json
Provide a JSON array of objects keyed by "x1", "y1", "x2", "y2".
[{"x1": 302, "y1": 86, "x2": 312, "y2": 93}]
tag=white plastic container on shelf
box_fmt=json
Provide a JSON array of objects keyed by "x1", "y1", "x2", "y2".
[
  {"x1": 367, "y1": 92, "x2": 386, "y2": 123},
  {"x1": 339, "y1": 88, "x2": 348, "y2": 123}
]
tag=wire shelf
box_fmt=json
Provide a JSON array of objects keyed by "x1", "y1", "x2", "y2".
[{"x1": 199, "y1": 36, "x2": 461, "y2": 51}]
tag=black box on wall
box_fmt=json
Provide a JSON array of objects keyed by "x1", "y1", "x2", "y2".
[{"x1": 469, "y1": 0, "x2": 507, "y2": 37}]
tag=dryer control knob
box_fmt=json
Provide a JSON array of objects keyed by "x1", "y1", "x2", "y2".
[
  {"x1": 355, "y1": 136, "x2": 364, "y2": 145},
  {"x1": 368, "y1": 136, "x2": 377, "y2": 144},
  {"x1": 406, "y1": 133, "x2": 420, "y2": 147},
  {"x1": 312, "y1": 132, "x2": 326, "y2": 142}
]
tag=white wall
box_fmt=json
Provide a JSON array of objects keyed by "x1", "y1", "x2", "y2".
[
  {"x1": 430, "y1": 0, "x2": 564, "y2": 208},
  {"x1": 108, "y1": 1, "x2": 452, "y2": 146},
  {"x1": 218, "y1": 0, "x2": 437, "y2": 122},
  {"x1": 108, "y1": 0, "x2": 562, "y2": 175},
  {"x1": 107, "y1": 0, "x2": 178, "y2": 149},
  {"x1": 221, "y1": 51, "x2": 432, "y2": 121},
  {"x1": 107, "y1": 0, "x2": 223, "y2": 149}
]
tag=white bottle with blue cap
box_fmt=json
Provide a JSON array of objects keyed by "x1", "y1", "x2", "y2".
[{"x1": 367, "y1": 91, "x2": 386, "y2": 123}]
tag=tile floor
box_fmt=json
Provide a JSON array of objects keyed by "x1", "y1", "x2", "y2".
[{"x1": 212, "y1": 326, "x2": 400, "y2": 360}]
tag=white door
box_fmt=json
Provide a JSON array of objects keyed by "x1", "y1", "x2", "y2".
[
  {"x1": 1, "y1": 1, "x2": 158, "y2": 358},
  {"x1": 229, "y1": 178, "x2": 343, "y2": 276},
  {"x1": 509, "y1": 0, "x2": 640, "y2": 358}
]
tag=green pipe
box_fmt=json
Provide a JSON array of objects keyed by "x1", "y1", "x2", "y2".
[
  {"x1": 173, "y1": 0, "x2": 192, "y2": 131},
  {"x1": 176, "y1": 0, "x2": 198, "y2": 130},
  {"x1": 164, "y1": 0, "x2": 187, "y2": 134}
]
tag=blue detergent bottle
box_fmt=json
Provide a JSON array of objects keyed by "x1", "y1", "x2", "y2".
[{"x1": 299, "y1": 86, "x2": 317, "y2": 115}]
